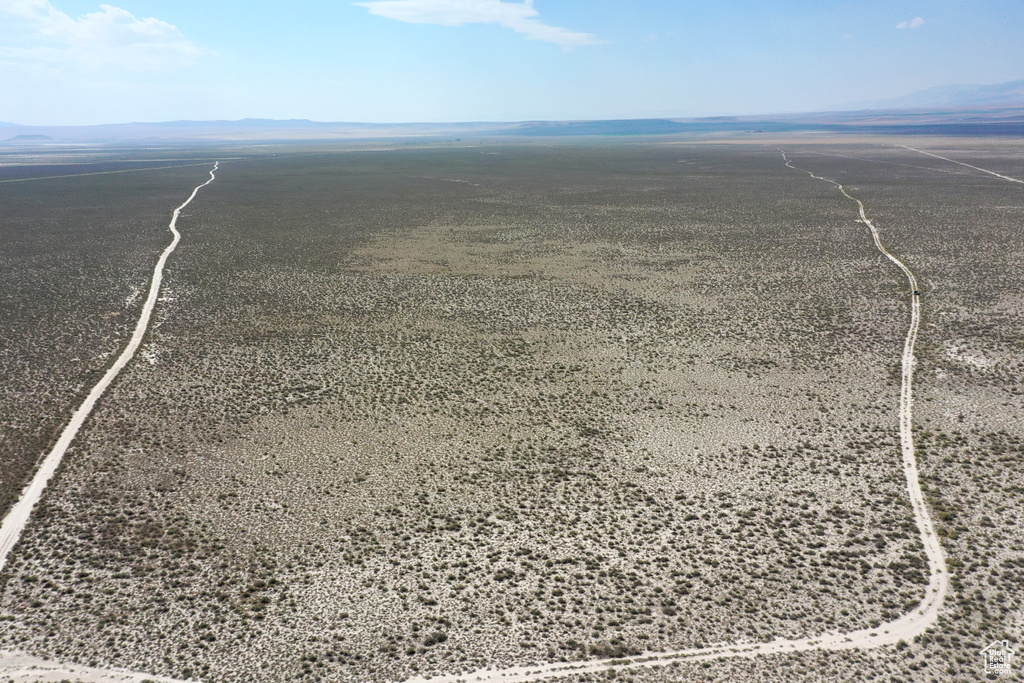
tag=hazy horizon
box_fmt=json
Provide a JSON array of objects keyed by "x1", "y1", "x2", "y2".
[{"x1": 2, "y1": 0, "x2": 1023, "y2": 126}]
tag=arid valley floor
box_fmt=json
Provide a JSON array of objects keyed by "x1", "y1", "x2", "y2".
[{"x1": 1, "y1": 137, "x2": 1023, "y2": 681}]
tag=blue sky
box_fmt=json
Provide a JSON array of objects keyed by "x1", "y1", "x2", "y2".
[{"x1": 1, "y1": 0, "x2": 1022, "y2": 125}]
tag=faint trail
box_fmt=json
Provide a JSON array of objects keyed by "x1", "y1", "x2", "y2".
[
  {"x1": 900, "y1": 145, "x2": 1024, "y2": 184},
  {"x1": 0, "y1": 162, "x2": 218, "y2": 572},
  {"x1": 797, "y1": 150, "x2": 973, "y2": 177},
  {"x1": 0, "y1": 161, "x2": 220, "y2": 184},
  {"x1": 0, "y1": 650, "x2": 184, "y2": 682},
  {"x1": 399, "y1": 151, "x2": 947, "y2": 683}
]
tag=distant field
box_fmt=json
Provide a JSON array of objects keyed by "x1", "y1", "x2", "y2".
[{"x1": 1, "y1": 138, "x2": 1022, "y2": 682}]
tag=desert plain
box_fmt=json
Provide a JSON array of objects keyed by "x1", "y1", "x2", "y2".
[{"x1": 1, "y1": 137, "x2": 1022, "y2": 681}]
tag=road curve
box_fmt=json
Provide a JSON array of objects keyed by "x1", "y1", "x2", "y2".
[
  {"x1": 0, "y1": 162, "x2": 218, "y2": 572},
  {"x1": 0, "y1": 148, "x2": 964, "y2": 681},
  {"x1": 400, "y1": 150, "x2": 947, "y2": 683}
]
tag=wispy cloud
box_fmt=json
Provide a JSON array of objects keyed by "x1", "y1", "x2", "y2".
[
  {"x1": 353, "y1": 0, "x2": 601, "y2": 48},
  {"x1": 0, "y1": 0, "x2": 209, "y2": 71},
  {"x1": 896, "y1": 16, "x2": 925, "y2": 30}
]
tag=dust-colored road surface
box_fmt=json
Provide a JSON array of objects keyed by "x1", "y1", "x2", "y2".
[
  {"x1": 0, "y1": 162, "x2": 218, "y2": 573},
  {"x1": 399, "y1": 150, "x2": 947, "y2": 682},
  {"x1": 900, "y1": 145, "x2": 1024, "y2": 184},
  {"x1": 0, "y1": 650, "x2": 184, "y2": 682}
]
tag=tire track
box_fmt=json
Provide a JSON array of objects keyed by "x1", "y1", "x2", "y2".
[
  {"x1": 899, "y1": 145, "x2": 1024, "y2": 184},
  {"x1": 399, "y1": 150, "x2": 947, "y2": 682},
  {"x1": 0, "y1": 161, "x2": 223, "y2": 184},
  {"x1": 0, "y1": 162, "x2": 219, "y2": 571},
  {"x1": 0, "y1": 146, "x2": 963, "y2": 682}
]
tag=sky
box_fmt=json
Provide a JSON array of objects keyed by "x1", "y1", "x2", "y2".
[{"x1": 1, "y1": 0, "x2": 1023, "y2": 125}]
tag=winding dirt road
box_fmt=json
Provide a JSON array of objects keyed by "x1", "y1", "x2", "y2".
[
  {"x1": 396, "y1": 149, "x2": 947, "y2": 682},
  {"x1": 0, "y1": 162, "x2": 218, "y2": 573},
  {"x1": 4, "y1": 145, "x2": 1017, "y2": 681}
]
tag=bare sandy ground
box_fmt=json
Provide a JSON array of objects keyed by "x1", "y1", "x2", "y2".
[{"x1": 0, "y1": 650, "x2": 183, "y2": 682}]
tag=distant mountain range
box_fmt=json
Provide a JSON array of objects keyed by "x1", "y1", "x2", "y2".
[
  {"x1": 3, "y1": 79, "x2": 1024, "y2": 144},
  {"x1": 4, "y1": 133, "x2": 53, "y2": 142},
  {"x1": 849, "y1": 79, "x2": 1024, "y2": 110}
]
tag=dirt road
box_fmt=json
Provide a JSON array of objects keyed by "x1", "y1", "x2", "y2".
[
  {"x1": 397, "y1": 149, "x2": 947, "y2": 682},
  {"x1": 9, "y1": 144, "x2": 1019, "y2": 681},
  {"x1": 0, "y1": 162, "x2": 218, "y2": 572},
  {"x1": 0, "y1": 650, "x2": 184, "y2": 682},
  {"x1": 900, "y1": 145, "x2": 1024, "y2": 184}
]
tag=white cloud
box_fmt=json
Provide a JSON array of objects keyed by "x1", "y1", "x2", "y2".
[
  {"x1": 354, "y1": 0, "x2": 601, "y2": 48},
  {"x1": 896, "y1": 16, "x2": 925, "y2": 30},
  {"x1": 0, "y1": 0, "x2": 209, "y2": 71}
]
